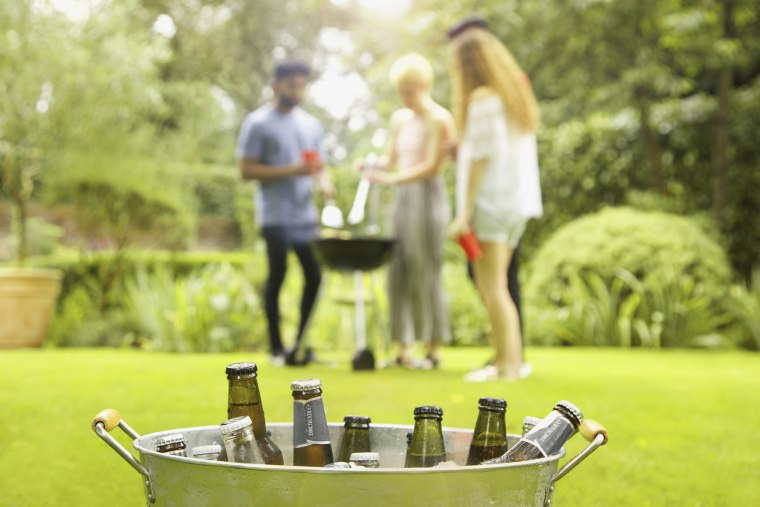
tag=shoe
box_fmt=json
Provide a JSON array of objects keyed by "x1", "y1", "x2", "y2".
[
  {"x1": 464, "y1": 365, "x2": 498, "y2": 382},
  {"x1": 519, "y1": 362, "x2": 533, "y2": 379},
  {"x1": 285, "y1": 347, "x2": 316, "y2": 367},
  {"x1": 420, "y1": 354, "x2": 440, "y2": 370},
  {"x1": 270, "y1": 351, "x2": 286, "y2": 367}
]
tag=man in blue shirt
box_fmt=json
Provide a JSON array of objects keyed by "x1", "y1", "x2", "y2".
[{"x1": 237, "y1": 59, "x2": 334, "y2": 366}]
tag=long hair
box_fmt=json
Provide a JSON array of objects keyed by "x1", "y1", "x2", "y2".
[{"x1": 449, "y1": 28, "x2": 539, "y2": 134}]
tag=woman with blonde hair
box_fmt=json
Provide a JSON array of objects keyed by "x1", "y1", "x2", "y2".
[
  {"x1": 447, "y1": 25, "x2": 542, "y2": 381},
  {"x1": 363, "y1": 53, "x2": 455, "y2": 368}
]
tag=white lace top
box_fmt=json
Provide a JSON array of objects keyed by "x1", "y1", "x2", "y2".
[{"x1": 456, "y1": 94, "x2": 543, "y2": 221}]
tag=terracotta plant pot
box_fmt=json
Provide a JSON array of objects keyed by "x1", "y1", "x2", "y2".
[{"x1": 0, "y1": 268, "x2": 62, "y2": 349}]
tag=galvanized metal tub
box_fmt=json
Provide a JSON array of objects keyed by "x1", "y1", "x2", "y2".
[{"x1": 93, "y1": 410, "x2": 607, "y2": 507}]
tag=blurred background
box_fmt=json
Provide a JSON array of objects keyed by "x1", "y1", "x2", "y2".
[{"x1": 1, "y1": 0, "x2": 759, "y2": 353}]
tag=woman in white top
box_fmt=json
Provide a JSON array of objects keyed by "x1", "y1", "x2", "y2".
[{"x1": 448, "y1": 27, "x2": 542, "y2": 381}]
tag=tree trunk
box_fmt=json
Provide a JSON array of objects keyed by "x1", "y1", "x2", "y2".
[{"x1": 712, "y1": 0, "x2": 735, "y2": 229}]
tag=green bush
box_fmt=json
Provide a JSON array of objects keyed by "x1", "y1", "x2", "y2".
[
  {"x1": 124, "y1": 264, "x2": 264, "y2": 352},
  {"x1": 722, "y1": 270, "x2": 760, "y2": 351},
  {"x1": 526, "y1": 207, "x2": 732, "y2": 304},
  {"x1": 525, "y1": 207, "x2": 736, "y2": 348},
  {"x1": 528, "y1": 268, "x2": 734, "y2": 348}
]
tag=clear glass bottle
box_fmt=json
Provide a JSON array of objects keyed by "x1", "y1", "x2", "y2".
[
  {"x1": 522, "y1": 416, "x2": 542, "y2": 436},
  {"x1": 291, "y1": 378, "x2": 334, "y2": 467},
  {"x1": 466, "y1": 397, "x2": 508, "y2": 465},
  {"x1": 155, "y1": 433, "x2": 187, "y2": 457},
  {"x1": 226, "y1": 362, "x2": 284, "y2": 465},
  {"x1": 337, "y1": 415, "x2": 371, "y2": 462},
  {"x1": 405, "y1": 406, "x2": 446, "y2": 468},
  {"x1": 191, "y1": 444, "x2": 222, "y2": 461},
  {"x1": 483, "y1": 400, "x2": 583, "y2": 464},
  {"x1": 220, "y1": 415, "x2": 264, "y2": 464},
  {"x1": 350, "y1": 451, "x2": 380, "y2": 468}
]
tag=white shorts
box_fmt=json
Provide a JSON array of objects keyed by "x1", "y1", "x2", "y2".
[{"x1": 471, "y1": 207, "x2": 527, "y2": 248}]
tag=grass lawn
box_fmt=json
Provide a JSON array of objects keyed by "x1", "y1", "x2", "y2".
[{"x1": 1, "y1": 347, "x2": 758, "y2": 506}]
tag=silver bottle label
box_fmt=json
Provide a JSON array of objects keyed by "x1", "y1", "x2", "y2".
[
  {"x1": 293, "y1": 397, "x2": 331, "y2": 448},
  {"x1": 521, "y1": 412, "x2": 574, "y2": 457}
]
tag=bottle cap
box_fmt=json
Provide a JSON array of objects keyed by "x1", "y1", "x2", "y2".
[
  {"x1": 291, "y1": 378, "x2": 322, "y2": 392},
  {"x1": 343, "y1": 415, "x2": 371, "y2": 425},
  {"x1": 349, "y1": 452, "x2": 380, "y2": 463},
  {"x1": 225, "y1": 362, "x2": 258, "y2": 376},
  {"x1": 555, "y1": 400, "x2": 583, "y2": 427},
  {"x1": 191, "y1": 444, "x2": 222, "y2": 457},
  {"x1": 478, "y1": 397, "x2": 507, "y2": 410},
  {"x1": 155, "y1": 433, "x2": 186, "y2": 448},
  {"x1": 219, "y1": 415, "x2": 253, "y2": 435},
  {"x1": 413, "y1": 405, "x2": 443, "y2": 417}
]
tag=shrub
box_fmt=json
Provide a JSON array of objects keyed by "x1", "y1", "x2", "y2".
[
  {"x1": 525, "y1": 207, "x2": 735, "y2": 348},
  {"x1": 124, "y1": 264, "x2": 265, "y2": 352}
]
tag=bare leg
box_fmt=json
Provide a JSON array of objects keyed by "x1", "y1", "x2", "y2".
[{"x1": 472, "y1": 242, "x2": 523, "y2": 380}]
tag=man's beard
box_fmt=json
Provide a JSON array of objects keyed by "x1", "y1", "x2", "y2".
[{"x1": 278, "y1": 95, "x2": 300, "y2": 109}]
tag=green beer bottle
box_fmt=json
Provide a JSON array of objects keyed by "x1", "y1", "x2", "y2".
[
  {"x1": 483, "y1": 400, "x2": 583, "y2": 464},
  {"x1": 291, "y1": 379, "x2": 334, "y2": 467},
  {"x1": 466, "y1": 397, "x2": 508, "y2": 465},
  {"x1": 337, "y1": 415, "x2": 371, "y2": 462},
  {"x1": 405, "y1": 406, "x2": 446, "y2": 468},
  {"x1": 226, "y1": 362, "x2": 284, "y2": 465}
]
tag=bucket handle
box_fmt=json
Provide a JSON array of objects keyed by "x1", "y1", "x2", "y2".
[
  {"x1": 92, "y1": 409, "x2": 156, "y2": 504},
  {"x1": 552, "y1": 419, "x2": 609, "y2": 484}
]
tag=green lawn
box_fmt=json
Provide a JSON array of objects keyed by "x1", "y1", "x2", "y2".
[{"x1": 1, "y1": 347, "x2": 758, "y2": 506}]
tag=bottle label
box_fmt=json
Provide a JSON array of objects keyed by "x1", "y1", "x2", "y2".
[
  {"x1": 521, "y1": 412, "x2": 574, "y2": 457},
  {"x1": 293, "y1": 397, "x2": 331, "y2": 448}
]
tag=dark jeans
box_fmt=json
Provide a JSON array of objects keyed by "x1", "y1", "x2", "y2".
[
  {"x1": 467, "y1": 244, "x2": 524, "y2": 351},
  {"x1": 261, "y1": 225, "x2": 322, "y2": 355}
]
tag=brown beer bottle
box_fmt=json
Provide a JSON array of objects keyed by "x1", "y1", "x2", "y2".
[
  {"x1": 337, "y1": 415, "x2": 371, "y2": 462},
  {"x1": 465, "y1": 397, "x2": 508, "y2": 465},
  {"x1": 291, "y1": 378, "x2": 334, "y2": 467},
  {"x1": 226, "y1": 362, "x2": 284, "y2": 465},
  {"x1": 405, "y1": 406, "x2": 446, "y2": 468},
  {"x1": 482, "y1": 400, "x2": 583, "y2": 464}
]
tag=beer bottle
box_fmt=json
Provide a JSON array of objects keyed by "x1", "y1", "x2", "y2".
[
  {"x1": 350, "y1": 451, "x2": 380, "y2": 468},
  {"x1": 155, "y1": 434, "x2": 187, "y2": 457},
  {"x1": 337, "y1": 415, "x2": 371, "y2": 462},
  {"x1": 405, "y1": 406, "x2": 446, "y2": 468},
  {"x1": 220, "y1": 415, "x2": 264, "y2": 464},
  {"x1": 522, "y1": 416, "x2": 542, "y2": 436},
  {"x1": 482, "y1": 400, "x2": 583, "y2": 464},
  {"x1": 191, "y1": 444, "x2": 222, "y2": 461},
  {"x1": 291, "y1": 379, "x2": 334, "y2": 467},
  {"x1": 465, "y1": 397, "x2": 508, "y2": 465},
  {"x1": 226, "y1": 362, "x2": 284, "y2": 465}
]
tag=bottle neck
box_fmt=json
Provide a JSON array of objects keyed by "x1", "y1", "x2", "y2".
[
  {"x1": 410, "y1": 417, "x2": 444, "y2": 450},
  {"x1": 292, "y1": 388, "x2": 322, "y2": 401},
  {"x1": 474, "y1": 408, "x2": 507, "y2": 436},
  {"x1": 228, "y1": 376, "x2": 267, "y2": 438}
]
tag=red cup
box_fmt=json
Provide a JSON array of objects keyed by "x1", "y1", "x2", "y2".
[
  {"x1": 458, "y1": 230, "x2": 482, "y2": 261},
  {"x1": 302, "y1": 149, "x2": 319, "y2": 164}
]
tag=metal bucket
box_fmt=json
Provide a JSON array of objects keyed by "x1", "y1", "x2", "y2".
[{"x1": 93, "y1": 410, "x2": 607, "y2": 507}]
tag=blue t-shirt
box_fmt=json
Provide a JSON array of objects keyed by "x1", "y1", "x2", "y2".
[{"x1": 236, "y1": 103, "x2": 325, "y2": 226}]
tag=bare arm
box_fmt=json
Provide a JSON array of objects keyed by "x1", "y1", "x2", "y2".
[
  {"x1": 238, "y1": 157, "x2": 313, "y2": 181},
  {"x1": 459, "y1": 158, "x2": 487, "y2": 222}
]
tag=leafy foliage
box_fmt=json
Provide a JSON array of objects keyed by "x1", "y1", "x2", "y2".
[
  {"x1": 525, "y1": 207, "x2": 740, "y2": 348},
  {"x1": 124, "y1": 264, "x2": 263, "y2": 352}
]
